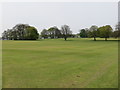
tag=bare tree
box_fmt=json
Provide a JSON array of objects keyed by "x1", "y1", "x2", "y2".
[{"x1": 61, "y1": 25, "x2": 72, "y2": 40}]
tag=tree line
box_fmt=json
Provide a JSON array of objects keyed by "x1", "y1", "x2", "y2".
[
  {"x1": 40, "y1": 25, "x2": 74, "y2": 40},
  {"x1": 2, "y1": 24, "x2": 39, "y2": 40},
  {"x1": 79, "y1": 24, "x2": 120, "y2": 41},
  {"x1": 2, "y1": 24, "x2": 73, "y2": 41},
  {"x1": 2, "y1": 23, "x2": 120, "y2": 41}
]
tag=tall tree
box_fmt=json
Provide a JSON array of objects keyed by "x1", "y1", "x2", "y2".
[
  {"x1": 25, "y1": 26, "x2": 39, "y2": 40},
  {"x1": 114, "y1": 22, "x2": 120, "y2": 38},
  {"x1": 41, "y1": 29, "x2": 49, "y2": 39},
  {"x1": 61, "y1": 25, "x2": 72, "y2": 40},
  {"x1": 53, "y1": 27, "x2": 61, "y2": 38},
  {"x1": 48, "y1": 27, "x2": 54, "y2": 39},
  {"x1": 112, "y1": 30, "x2": 119, "y2": 38},
  {"x1": 2, "y1": 24, "x2": 39, "y2": 40},
  {"x1": 47, "y1": 26, "x2": 61, "y2": 39},
  {"x1": 89, "y1": 25, "x2": 98, "y2": 41},
  {"x1": 80, "y1": 29, "x2": 88, "y2": 38},
  {"x1": 99, "y1": 25, "x2": 113, "y2": 41},
  {"x1": 2, "y1": 31, "x2": 7, "y2": 40},
  {"x1": 12, "y1": 24, "x2": 29, "y2": 40}
]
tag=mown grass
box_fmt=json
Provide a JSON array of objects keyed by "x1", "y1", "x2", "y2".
[
  {"x1": 2, "y1": 38, "x2": 118, "y2": 88},
  {"x1": 0, "y1": 40, "x2": 2, "y2": 89}
]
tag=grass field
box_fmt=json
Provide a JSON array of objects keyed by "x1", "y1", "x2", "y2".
[{"x1": 2, "y1": 38, "x2": 118, "y2": 88}]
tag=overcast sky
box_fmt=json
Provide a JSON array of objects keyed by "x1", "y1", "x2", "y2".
[{"x1": 1, "y1": 2, "x2": 118, "y2": 35}]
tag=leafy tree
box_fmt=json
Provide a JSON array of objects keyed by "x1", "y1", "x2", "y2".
[
  {"x1": 41, "y1": 29, "x2": 49, "y2": 39},
  {"x1": 2, "y1": 30, "x2": 7, "y2": 40},
  {"x1": 48, "y1": 26, "x2": 61, "y2": 39},
  {"x1": 115, "y1": 22, "x2": 120, "y2": 31},
  {"x1": 61, "y1": 25, "x2": 72, "y2": 40},
  {"x1": 112, "y1": 30, "x2": 119, "y2": 38},
  {"x1": 53, "y1": 27, "x2": 62, "y2": 38},
  {"x1": 113, "y1": 22, "x2": 120, "y2": 38},
  {"x1": 48, "y1": 27, "x2": 54, "y2": 39},
  {"x1": 98, "y1": 25, "x2": 113, "y2": 41},
  {"x1": 25, "y1": 26, "x2": 39, "y2": 40},
  {"x1": 80, "y1": 29, "x2": 88, "y2": 38},
  {"x1": 2, "y1": 24, "x2": 39, "y2": 40},
  {"x1": 89, "y1": 25, "x2": 98, "y2": 41},
  {"x1": 12, "y1": 24, "x2": 29, "y2": 40}
]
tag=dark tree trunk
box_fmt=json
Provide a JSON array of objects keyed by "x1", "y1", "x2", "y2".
[
  {"x1": 105, "y1": 38, "x2": 107, "y2": 41},
  {"x1": 94, "y1": 37, "x2": 96, "y2": 41},
  {"x1": 64, "y1": 37, "x2": 67, "y2": 41}
]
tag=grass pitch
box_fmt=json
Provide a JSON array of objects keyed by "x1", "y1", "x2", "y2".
[{"x1": 2, "y1": 38, "x2": 118, "y2": 88}]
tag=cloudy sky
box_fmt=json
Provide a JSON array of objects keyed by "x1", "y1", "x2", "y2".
[{"x1": 1, "y1": 2, "x2": 118, "y2": 35}]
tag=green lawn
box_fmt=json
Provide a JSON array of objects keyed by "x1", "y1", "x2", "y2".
[{"x1": 2, "y1": 38, "x2": 118, "y2": 88}]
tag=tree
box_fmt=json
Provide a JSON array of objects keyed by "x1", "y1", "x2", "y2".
[
  {"x1": 12, "y1": 24, "x2": 29, "y2": 40},
  {"x1": 53, "y1": 27, "x2": 61, "y2": 38},
  {"x1": 2, "y1": 24, "x2": 39, "y2": 40},
  {"x1": 48, "y1": 27, "x2": 54, "y2": 39},
  {"x1": 25, "y1": 26, "x2": 39, "y2": 40},
  {"x1": 2, "y1": 30, "x2": 7, "y2": 40},
  {"x1": 112, "y1": 30, "x2": 119, "y2": 38},
  {"x1": 115, "y1": 22, "x2": 120, "y2": 31},
  {"x1": 89, "y1": 25, "x2": 98, "y2": 41},
  {"x1": 41, "y1": 29, "x2": 49, "y2": 39},
  {"x1": 2, "y1": 29, "x2": 13, "y2": 40},
  {"x1": 113, "y1": 22, "x2": 120, "y2": 38},
  {"x1": 61, "y1": 25, "x2": 72, "y2": 40},
  {"x1": 79, "y1": 29, "x2": 88, "y2": 38},
  {"x1": 98, "y1": 25, "x2": 113, "y2": 41},
  {"x1": 48, "y1": 26, "x2": 61, "y2": 39}
]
